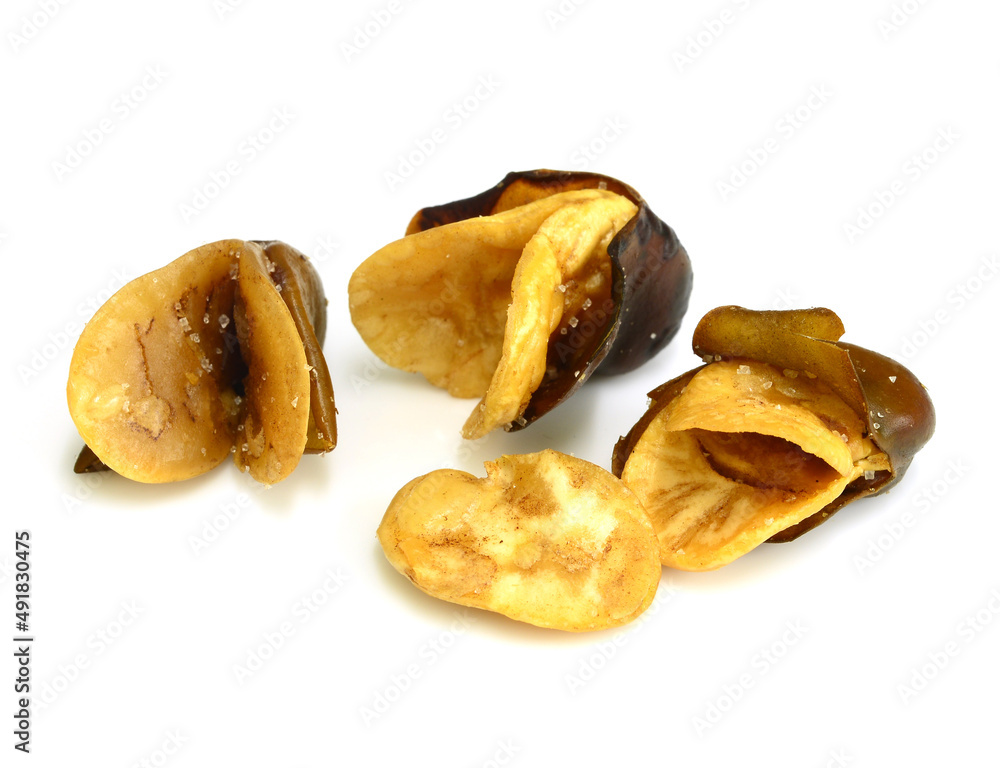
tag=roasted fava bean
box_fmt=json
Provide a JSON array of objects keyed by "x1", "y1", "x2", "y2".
[
  {"x1": 67, "y1": 240, "x2": 336, "y2": 485},
  {"x1": 377, "y1": 449, "x2": 661, "y2": 631},
  {"x1": 613, "y1": 306, "x2": 935, "y2": 570},
  {"x1": 349, "y1": 170, "x2": 692, "y2": 439}
]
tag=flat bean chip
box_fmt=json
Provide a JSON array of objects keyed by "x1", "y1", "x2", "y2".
[{"x1": 378, "y1": 449, "x2": 661, "y2": 632}]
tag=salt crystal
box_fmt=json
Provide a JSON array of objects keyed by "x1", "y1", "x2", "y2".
[
  {"x1": 713, "y1": 354, "x2": 722, "y2": 362},
  {"x1": 174, "y1": 302, "x2": 182, "y2": 311},
  {"x1": 203, "y1": 313, "x2": 210, "y2": 324},
  {"x1": 191, "y1": 333, "x2": 200, "y2": 343},
  {"x1": 219, "y1": 314, "x2": 230, "y2": 329},
  {"x1": 762, "y1": 381, "x2": 773, "y2": 390},
  {"x1": 560, "y1": 327, "x2": 568, "y2": 335},
  {"x1": 122, "y1": 382, "x2": 129, "y2": 389},
  {"x1": 864, "y1": 469, "x2": 875, "y2": 481},
  {"x1": 650, "y1": 333, "x2": 657, "y2": 340},
  {"x1": 515, "y1": 416, "x2": 527, "y2": 427},
  {"x1": 775, "y1": 404, "x2": 781, "y2": 410},
  {"x1": 737, "y1": 364, "x2": 751, "y2": 375},
  {"x1": 889, "y1": 375, "x2": 897, "y2": 383},
  {"x1": 598, "y1": 181, "x2": 607, "y2": 190},
  {"x1": 215, "y1": 347, "x2": 222, "y2": 355},
  {"x1": 765, "y1": 517, "x2": 774, "y2": 526},
  {"x1": 873, "y1": 422, "x2": 881, "y2": 430},
  {"x1": 456, "y1": 339, "x2": 465, "y2": 347},
  {"x1": 783, "y1": 368, "x2": 798, "y2": 378},
  {"x1": 568, "y1": 317, "x2": 578, "y2": 328},
  {"x1": 291, "y1": 396, "x2": 299, "y2": 408},
  {"x1": 702, "y1": 354, "x2": 713, "y2": 363},
  {"x1": 574, "y1": 370, "x2": 580, "y2": 378},
  {"x1": 582, "y1": 298, "x2": 592, "y2": 310},
  {"x1": 839, "y1": 433, "x2": 848, "y2": 443},
  {"x1": 557, "y1": 284, "x2": 567, "y2": 293},
  {"x1": 201, "y1": 447, "x2": 207, "y2": 456},
  {"x1": 676, "y1": 548, "x2": 685, "y2": 555},
  {"x1": 646, "y1": 397, "x2": 653, "y2": 407}
]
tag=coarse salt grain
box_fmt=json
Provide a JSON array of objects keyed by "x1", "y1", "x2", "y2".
[{"x1": 737, "y1": 364, "x2": 751, "y2": 375}]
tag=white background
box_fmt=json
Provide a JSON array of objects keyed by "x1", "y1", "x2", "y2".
[{"x1": 3, "y1": 0, "x2": 999, "y2": 765}]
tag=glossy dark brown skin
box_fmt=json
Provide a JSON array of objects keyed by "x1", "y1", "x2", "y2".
[
  {"x1": 407, "y1": 169, "x2": 693, "y2": 431},
  {"x1": 613, "y1": 306, "x2": 935, "y2": 541},
  {"x1": 74, "y1": 240, "x2": 336, "y2": 475}
]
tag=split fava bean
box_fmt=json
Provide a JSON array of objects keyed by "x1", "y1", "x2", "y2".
[
  {"x1": 613, "y1": 306, "x2": 935, "y2": 571},
  {"x1": 349, "y1": 169, "x2": 693, "y2": 440},
  {"x1": 67, "y1": 240, "x2": 336, "y2": 485}
]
